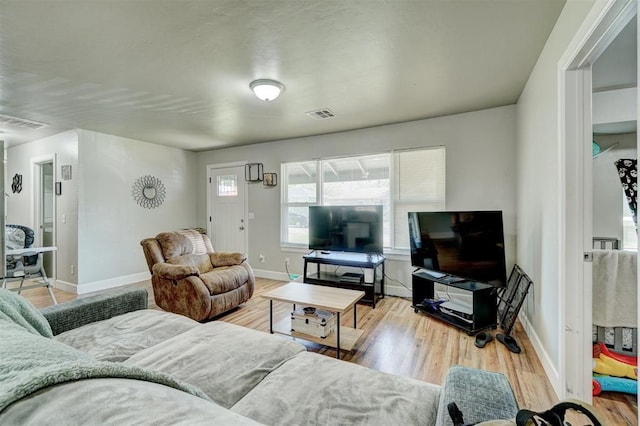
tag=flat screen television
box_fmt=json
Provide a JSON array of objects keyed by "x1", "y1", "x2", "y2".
[
  {"x1": 408, "y1": 210, "x2": 507, "y2": 287},
  {"x1": 309, "y1": 205, "x2": 383, "y2": 254}
]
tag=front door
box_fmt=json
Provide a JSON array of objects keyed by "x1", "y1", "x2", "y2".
[{"x1": 207, "y1": 164, "x2": 248, "y2": 253}]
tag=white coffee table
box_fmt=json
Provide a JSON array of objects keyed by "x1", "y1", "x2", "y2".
[{"x1": 262, "y1": 282, "x2": 365, "y2": 358}]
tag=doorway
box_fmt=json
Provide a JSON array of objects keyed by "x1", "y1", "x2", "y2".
[
  {"x1": 207, "y1": 163, "x2": 248, "y2": 253},
  {"x1": 33, "y1": 158, "x2": 56, "y2": 280},
  {"x1": 561, "y1": 0, "x2": 637, "y2": 403}
]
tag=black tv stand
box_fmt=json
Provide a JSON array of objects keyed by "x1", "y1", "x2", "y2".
[
  {"x1": 303, "y1": 251, "x2": 385, "y2": 308},
  {"x1": 412, "y1": 269, "x2": 497, "y2": 335}
]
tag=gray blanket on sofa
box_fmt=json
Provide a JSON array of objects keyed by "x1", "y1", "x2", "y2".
[{"x1": 0, "y1": 289, "x2": 210, "y2": 413}]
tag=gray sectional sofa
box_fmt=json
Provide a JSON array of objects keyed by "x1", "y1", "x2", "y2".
[{"x1": 0, "y1": 287, "x2": 519, "y2": 425}]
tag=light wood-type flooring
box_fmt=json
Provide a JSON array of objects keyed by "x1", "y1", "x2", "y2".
[{"x1": 17, "y1": 278, "x2": 637, "y2": 425}]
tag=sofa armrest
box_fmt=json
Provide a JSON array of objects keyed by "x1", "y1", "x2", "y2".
[
  {"x1": 209, "y1": 252, "x2": 247, "y2": 267},
  {"x1": 434, "y1": 365, "x2": 518, "y2": 425},
  {"x1": 40, "y1": 287, "x2": 149, "y2": 335},
  {"x1": 152, "y1": 262, "x2": 200, "y2": 280}
]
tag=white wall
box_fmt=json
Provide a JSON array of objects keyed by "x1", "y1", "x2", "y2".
[
  {"x1": 196, "y1": 105, "x2": 517, "y2": 296},
  {"x1": 5, "y1": 130, "x2": 79, "y2": 285},
  {"x1": 593, "y1": 133, "x2": 637, "y2": 242},
  {"x1": 516, "y1": 0, "x2": 597, "y2": 398},
  {"x1": 76, "y1": 130, "x2": 197, "y2": 293},
  {"x1": 593, "y1": 88, "x2": 637, "y2": 125}
]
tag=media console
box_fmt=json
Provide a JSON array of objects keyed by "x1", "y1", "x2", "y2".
[
  {"x1": 412, "y1": 269, "x2": 497, "y2": 335},
  {"x1": 303, "y1": 251, "x2": 385, "y2": 308}
]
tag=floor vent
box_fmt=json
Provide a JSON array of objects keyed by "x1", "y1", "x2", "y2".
[
  {"x1": 306, "y1": 108, "x2": 336, "y2": 120},
  {"x1": 0, "y1": 113, "x2": 49, "y2": 130}
]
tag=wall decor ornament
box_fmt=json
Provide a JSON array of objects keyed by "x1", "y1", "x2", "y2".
[
  {"x1": 245, "y1": 163, "x2": 264, "y2": 182},
  {"x1": 263, "y1": 172, "x2": 277, "y2": 187},
  {"x1": 132, "y1": 175, "x2": 166, "y2": 209},
  {"x1": 61, "y1": 165, "x2": 72, "y2": 180},
  {"x1": 615, "y1": 159, "x2": 637, "y2": 224},
  {"x1": 11, "y1": 174, "x2": 22, "y2": 193}
]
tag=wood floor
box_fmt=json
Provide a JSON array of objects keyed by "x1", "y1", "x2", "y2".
[{"x1": 18, "y1": 278, "x2": 638, "y2": 425}]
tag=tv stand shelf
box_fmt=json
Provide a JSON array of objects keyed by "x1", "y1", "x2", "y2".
[
  {"x1": 412, "y1": 269, "x2": 497, "y2": 335},
  {"x1": 303, "y1": 251, "x2": 385, "y2": 308}
]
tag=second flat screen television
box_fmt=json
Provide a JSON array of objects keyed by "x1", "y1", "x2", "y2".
[
  {"x1": 408, "y1": 210, "x2": 507, "y2": 287},
  {"x1": 309, "y1": 205, "x2": 383, "y2": 254}
]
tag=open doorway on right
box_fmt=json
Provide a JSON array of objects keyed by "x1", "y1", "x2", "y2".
[{"x1": 591, "y1": 14, "x2": 637, "y2": 420}]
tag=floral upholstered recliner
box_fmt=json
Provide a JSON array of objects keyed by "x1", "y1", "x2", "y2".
[{"x1": 140, "y1": 229, "x2": 255, "y2": 321}]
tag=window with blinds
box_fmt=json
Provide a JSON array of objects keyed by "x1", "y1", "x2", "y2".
[
  {"x1": 394, "y1": 148, "x2": 446, "y2": 249},
  {"x1": 281, "y1": 147, "x2": 445, "y2": 252}
]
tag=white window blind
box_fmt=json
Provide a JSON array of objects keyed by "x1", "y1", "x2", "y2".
[
  {"x1": 394, "y1": 147, "x2": 446, "y2": 249},
  {"x1": 281, "y1": 161, "x2": 317, "y2": 245},
  {"x1": 397, "y1": 148, "x2": 446, "y2": 202}
]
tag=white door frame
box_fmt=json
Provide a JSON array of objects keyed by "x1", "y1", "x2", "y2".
[
  {"x1": 30, "y1": 153, "x2": 57, "y2": 279},
  {"x1": 206, "y1": 161, "x2": 249, "y2": 254},
  {"x1": 560, "y1": 0, "x2": 637, "y2": 401}
]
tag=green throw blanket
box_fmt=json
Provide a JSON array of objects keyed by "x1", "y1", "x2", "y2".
[
  {"x1": 0, "y1": 289, "x2": 210, "y2": 413},
  {"x1": 0, "y1": 287, "x2": 53, "y2": 337}
]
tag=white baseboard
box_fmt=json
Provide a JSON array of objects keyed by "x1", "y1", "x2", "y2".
[
  {"x1": 519, "y1": 312, "x2": 561, "y2": 400},
  {"x1": 385, "y1": 283, "x2": 411, "y2": 298},
  {"x1": 53, "y1": 279, "x2": 78, "y2": 294},
  {"x1": 55, "y1": 272, "x2": 151, "y2": 295},
  {"x1": 253, "y1": 269, "x2": 302, "y2": 282}
]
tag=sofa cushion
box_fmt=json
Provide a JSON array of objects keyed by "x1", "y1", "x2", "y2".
[
  {"x1": 167, "y1": 253, "x2": 214, "y2": 274},
  {"x1": 200, "y1": 265, "x2": 250, "y2": 295},
  {"x1": 1, "y1": 378, "x2": 263, "y2": 425},
  {"x1": 0, "y1": 288, "x2": 53, "y2": 338},
  {"x1": 124, "y1": 321, "x2": 306, "y2": 409},
  {"x1": 41, "y1": 287, "x2": 149, "y2": 336},
  {"x1": 0, "y1": 316, "x2": 208, "y2": 413},
  {"x1": 156, "y1": 231, "x2": 192, "y2": 260},
  {"x1": 54, "y1": 309, "x2": 200, "y2": 362},
  {"x1": 231, "y1": 351, "x2": 442, "y2": 425}
]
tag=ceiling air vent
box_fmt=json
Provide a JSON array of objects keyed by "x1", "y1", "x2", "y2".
[
  {"x1": 0, "y1": 113, "x2": 49, "y2": 130},
  {"x1": 306, "y1": 108, "x2": 336, "y2": 120}
]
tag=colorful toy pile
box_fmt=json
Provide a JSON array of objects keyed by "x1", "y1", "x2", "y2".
[{"x1": 592, "y1": 342, "x2": 638, "y2": 396}]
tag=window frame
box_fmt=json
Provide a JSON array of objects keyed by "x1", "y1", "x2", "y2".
[{"x1": 280, "y1": 147, "x2": 446, "y2": 253}]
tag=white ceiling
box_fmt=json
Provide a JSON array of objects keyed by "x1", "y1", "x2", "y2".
[
  {"x1": 593, "y1": 16, "x2": 637, "y2": 92},
  {"x1": 0, "y1": 0, "x2": 567, "y2": 151}
]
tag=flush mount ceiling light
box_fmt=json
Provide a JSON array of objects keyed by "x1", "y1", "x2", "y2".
[{"x1": 249, "y1": 79, "x2": 285, "y2": 102}]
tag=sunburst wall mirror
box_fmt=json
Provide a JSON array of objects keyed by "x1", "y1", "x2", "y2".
[{"x1": 132, "y1": 175, "x2": 166, "y2": 209}]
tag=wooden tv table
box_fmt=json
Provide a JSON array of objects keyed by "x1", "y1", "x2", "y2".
[{"x1": 262, "y1": 282, "x2": 365, "y2": 359}]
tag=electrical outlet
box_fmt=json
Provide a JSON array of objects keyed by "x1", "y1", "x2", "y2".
[
  {"x1": 259, "y1": 254, "x2": 265, "y2": 263},
  {"x1": 71, "y1": 264, "x2": 75, "y2": 275},
  {"x1": 285, "y1": 258, "x2": 290, "y2": 265}
]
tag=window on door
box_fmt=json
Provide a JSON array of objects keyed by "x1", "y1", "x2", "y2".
[{"x1": 217, "y1": 175, "x2": 238, "y2": 197}]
